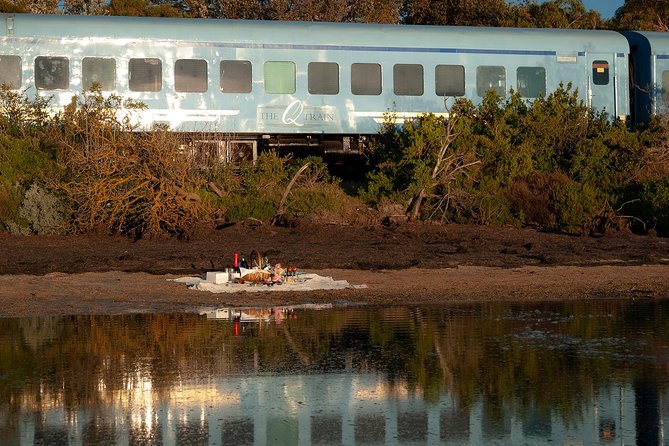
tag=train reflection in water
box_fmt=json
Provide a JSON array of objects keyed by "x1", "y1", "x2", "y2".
[
  {"x1": 9, "y1": 374, "x2": 667, "y2": 445},
  {"x1": 1, "y1": 302, "x2": 668, "y2": 445}
]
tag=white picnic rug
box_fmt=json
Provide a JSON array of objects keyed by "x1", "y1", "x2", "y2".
[{"x1": 170, "y1": 273, "x2": 366, "y2": 293}]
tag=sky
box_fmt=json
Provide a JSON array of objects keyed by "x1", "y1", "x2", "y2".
[{"x1": 580, "y1": 0, "x2": 626, "y2": 19}]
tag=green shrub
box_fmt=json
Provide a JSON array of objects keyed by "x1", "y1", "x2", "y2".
[
  {"x1": 0, "y1": 133, "x2": 61, "y2": 232},
  {"x1": 0, "y1": 86, "x2": 53, "y2": 138},
  {"x1": 361, "y1": 112, "x2": 479, "y2": 220},
  {"x1": 634, "y1": 178, "x2": 669, "y2": 234},
  {"x1": 553, "y1": 181, "x2": 604, "y2": 234}
]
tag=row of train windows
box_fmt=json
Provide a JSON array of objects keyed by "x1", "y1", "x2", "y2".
[{"x1": 0, "y1": 55, "x2": 610, "y2": 98}]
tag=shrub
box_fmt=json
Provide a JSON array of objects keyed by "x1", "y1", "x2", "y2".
[
  {"x1": 56, "y1": 90, "x2": 206, "y2": 237},
  {"x1": 552, "y1": 181, "x2": 604, "y2": 234},
  {"x1": 508, "y1": 172, "x2": 571, "y2": 229},
  {"x1": 18, "y1": 183, "x2": 67, "y2": 235},
  {"x1": 0, "y1": 132, "x2": 61, "y2": 232},
  {"x1": 0, "y1": 86, "x2": 53, "y2": 138},
  {"x1": 361, "y1": 112, "x2": 479, "y2": 220}
]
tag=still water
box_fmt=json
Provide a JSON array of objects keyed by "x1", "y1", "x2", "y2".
[{"x1": 0, "y1": 300, "x2": 668, "y2": 445}]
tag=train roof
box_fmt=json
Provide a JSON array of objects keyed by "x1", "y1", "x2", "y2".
[
  {"x1": 623, "y1": 31, "x2": 669, "y2": 56},
  {"x1": 2, "y1": 13, "x2": 628, "y2": 55}
]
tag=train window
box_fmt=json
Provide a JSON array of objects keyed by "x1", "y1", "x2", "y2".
[
  {"x1": 308, "y1": 62, "x2": 339, "y2": 95},
  {"x1": 129, "y1": 58, "x2": 162, "y2": 92},
  {"x1": 477, "y1": 66, "x2": 506, "y2": 97},
  {"x1": 435, "y1": 65, "x2": 465, "y2": 96},
  {"x1": 175, "y1": 59, "x2": 207, "y2": 93},
  {"x1": 394, "y1": 64, "x2": 423, "y2": 96},
  {"x1": 35, "y1": 56, "x2": 69, "y2": 90},
  {"x1": 517, "y1": 67, "x2": 546, "y2": 98},
  {"x1": 82, "y1": 58, "x2": 115, "y2": 91},
  {"x1": 220, "y1": 60, "x2": 252, "y2": 93},
  {"x1": 592, "y1": 61, "x2": 609, "y2": 85},
  {"x1": 0, "y1": 55, "x2": 21, "y2": 89},
  {"x1": 351, "y1": 63, "x2": 381, "y2": 95},
  {"x1": 264, "y1": 61, "x2": 295, "y2": 94}
]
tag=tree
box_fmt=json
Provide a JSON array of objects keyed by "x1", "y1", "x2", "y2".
[
  {"x1": 63, "y1": 0, "x2": 107, "y2": 15},
  {"x1": 402, "y1": 0, "x2": 511, "y2": 27},
  {"x1": 265, "y1": 0, "x2": 348, "y2": 21},
  {"x1": 613, "y1": 0, "x2": 669, "y2": 31},
  {"x1": 346, "y1": 0, "x2": 401, "y2": 24},
  {"x1": 108, "y1": 0, "x2": 182, "y2": 16},
  {"x1": 211, "y1": 0, "x2": 265, "y2": 19},
  {"x1": 509, "y1": 0, "x2": 603, "y2": 29},
  {"x1": 12, "y1": 0, "x2": 58, "y2": 13},
  {"x1": 0, "y1": 0, "x2": 29, "y2": 13}
]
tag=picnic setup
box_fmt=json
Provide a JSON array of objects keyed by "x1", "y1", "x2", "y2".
[{"x1": 171, "y1": 250, "x2": 366, "y2": 293}]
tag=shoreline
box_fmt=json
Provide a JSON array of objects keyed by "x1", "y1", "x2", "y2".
[
  {"x1": 1, "y1": 264, "x2": 667, "y2": 317},
  {"x1": 2, "y1": 223, "x2": 668, "y2": 317}
]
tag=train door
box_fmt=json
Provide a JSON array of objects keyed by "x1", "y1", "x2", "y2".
[
  {"x1": 655, "y1": 58, "x2": 669, "y2": 116},
  {"x1": 587, "y1": 54, "x2": 616, "y2": 116}
]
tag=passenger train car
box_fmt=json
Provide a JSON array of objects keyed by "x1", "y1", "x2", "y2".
[
  {"x1": 624, "y1": 31, "x2": 669, "y2": 126},
  {"x1": 0, "y1": 13, "x2": 665, "y2": 155}
]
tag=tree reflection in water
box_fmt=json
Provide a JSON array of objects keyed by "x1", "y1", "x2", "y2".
[{"x1": 0, "y1": 299, "x2": 667, "y2": 444}]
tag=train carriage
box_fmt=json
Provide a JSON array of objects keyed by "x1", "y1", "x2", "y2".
[
  {"x1": 624, "y1": 31, "x2": 669, "y2": 126},
  {"x1": 1, "y1": 14, "x2": 630, "y2": 154}
]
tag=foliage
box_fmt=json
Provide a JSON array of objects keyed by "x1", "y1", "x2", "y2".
[
  {"x1": 0, "y1": 0, "x2": 28, "y2": 12},
  {"x1": 108, "y1": 0, "x2": 182, "y2": 16},
  {"x1": 509, "y1": 0, "x2": 603, "y2": 29},
  {"x1": 636, "y1": 177, "x2": 669, "y2": 233},
  {"x1": 17, "y1": 183, "x2": 67, "y2": 235},
  {"x1": 55, "y1": 89, "x2": 206, "y2": 237},
  {"x1": 211, "y1": 152, "x2": 367, "y2": 224},
  {"x1": 8, "y1": 0, "x2": 57, "y2": 13},
  {"x1": 361, "y1": 84, "x2": 668, "y2": 235},
  {"x1": 1, "y1": 0, "x2": 610, "y2": 29},
  {"x1": 611, "y1": 0, "x2": 669, "y2": 31},
  {"x1": 0, "y1": 93, "x2": 61, "y2": 232},
  {"x1": 360, "y1": 112, "x2": 479, "y2": 221},
  {"x1": 402, "y1": 0, "x2": 511, "y2": 27},
  {"x1": 0, "y1": 87, "x2": 54, "y2": 138},
  {"x1": 0, "y1": 87, "x2": 366, "y2": 235}
]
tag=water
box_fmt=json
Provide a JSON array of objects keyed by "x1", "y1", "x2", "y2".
[{"x1": 0, "y1": 300, "x2": 668, "y2": 445}]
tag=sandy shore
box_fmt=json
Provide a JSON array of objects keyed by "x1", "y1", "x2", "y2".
[
  {"x1": 1, "y1": 223, "x2": 668, "y2": 316},
  {"x1": 1, "y1": 264, "x2": 667, "y2": 317}
]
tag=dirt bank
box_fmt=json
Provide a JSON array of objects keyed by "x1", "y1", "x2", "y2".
[{"x1": 1, "y1": 223, "x2": 668, "y2": 316}]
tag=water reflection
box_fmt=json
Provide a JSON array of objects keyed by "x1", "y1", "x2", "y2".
[{"x1": 0, "y1": 300, "x2": 668, "y2": 445}]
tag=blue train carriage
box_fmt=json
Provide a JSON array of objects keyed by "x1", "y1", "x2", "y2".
[
  {"x1": 0, "y1": 14, "x2": 630, "y2": 156},
  {"x1": 624, "y1": 31, "x2": 669, "y2": 126}
]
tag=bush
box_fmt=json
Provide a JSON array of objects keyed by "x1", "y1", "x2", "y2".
[
  {"x1": 553, "y1": 181, "x2": 604, "y2": 234},
  {"x1": 361, "y1": 112, "x2": 479, "y2": 220},
  {"x1": 18, "y1": 183, "x2": 67, "y2": 235},
  {"x1": 209, "y1": 152, "x2": 366, "y2": 224},
  {"x1": 0, "y1": 133, "x2": 61, "y2": 232},
  {"x1": 56, "y1": 91, "x2": 206, "y2": 237},
  {"x1": 508, "y1": 172, "x2": 571, "y2": 229},
  {"x1": 630, "y1": 178, "x2": 669, "y2": 234},
  {"x1": 358, "y1": 84, "x2": 669, "y2": 234}
]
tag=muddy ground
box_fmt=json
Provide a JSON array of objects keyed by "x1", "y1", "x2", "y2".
[{"x1": 0, "y1": 222, "x2": 668, "y2": 317}]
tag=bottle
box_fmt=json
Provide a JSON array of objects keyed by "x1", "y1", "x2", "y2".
[
  {"x1": 240, "y1": 257, "x2": 249, "y2": 269},
  {"x1": 233, "y1": 252, "x2": 240, "y2": 274}
]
